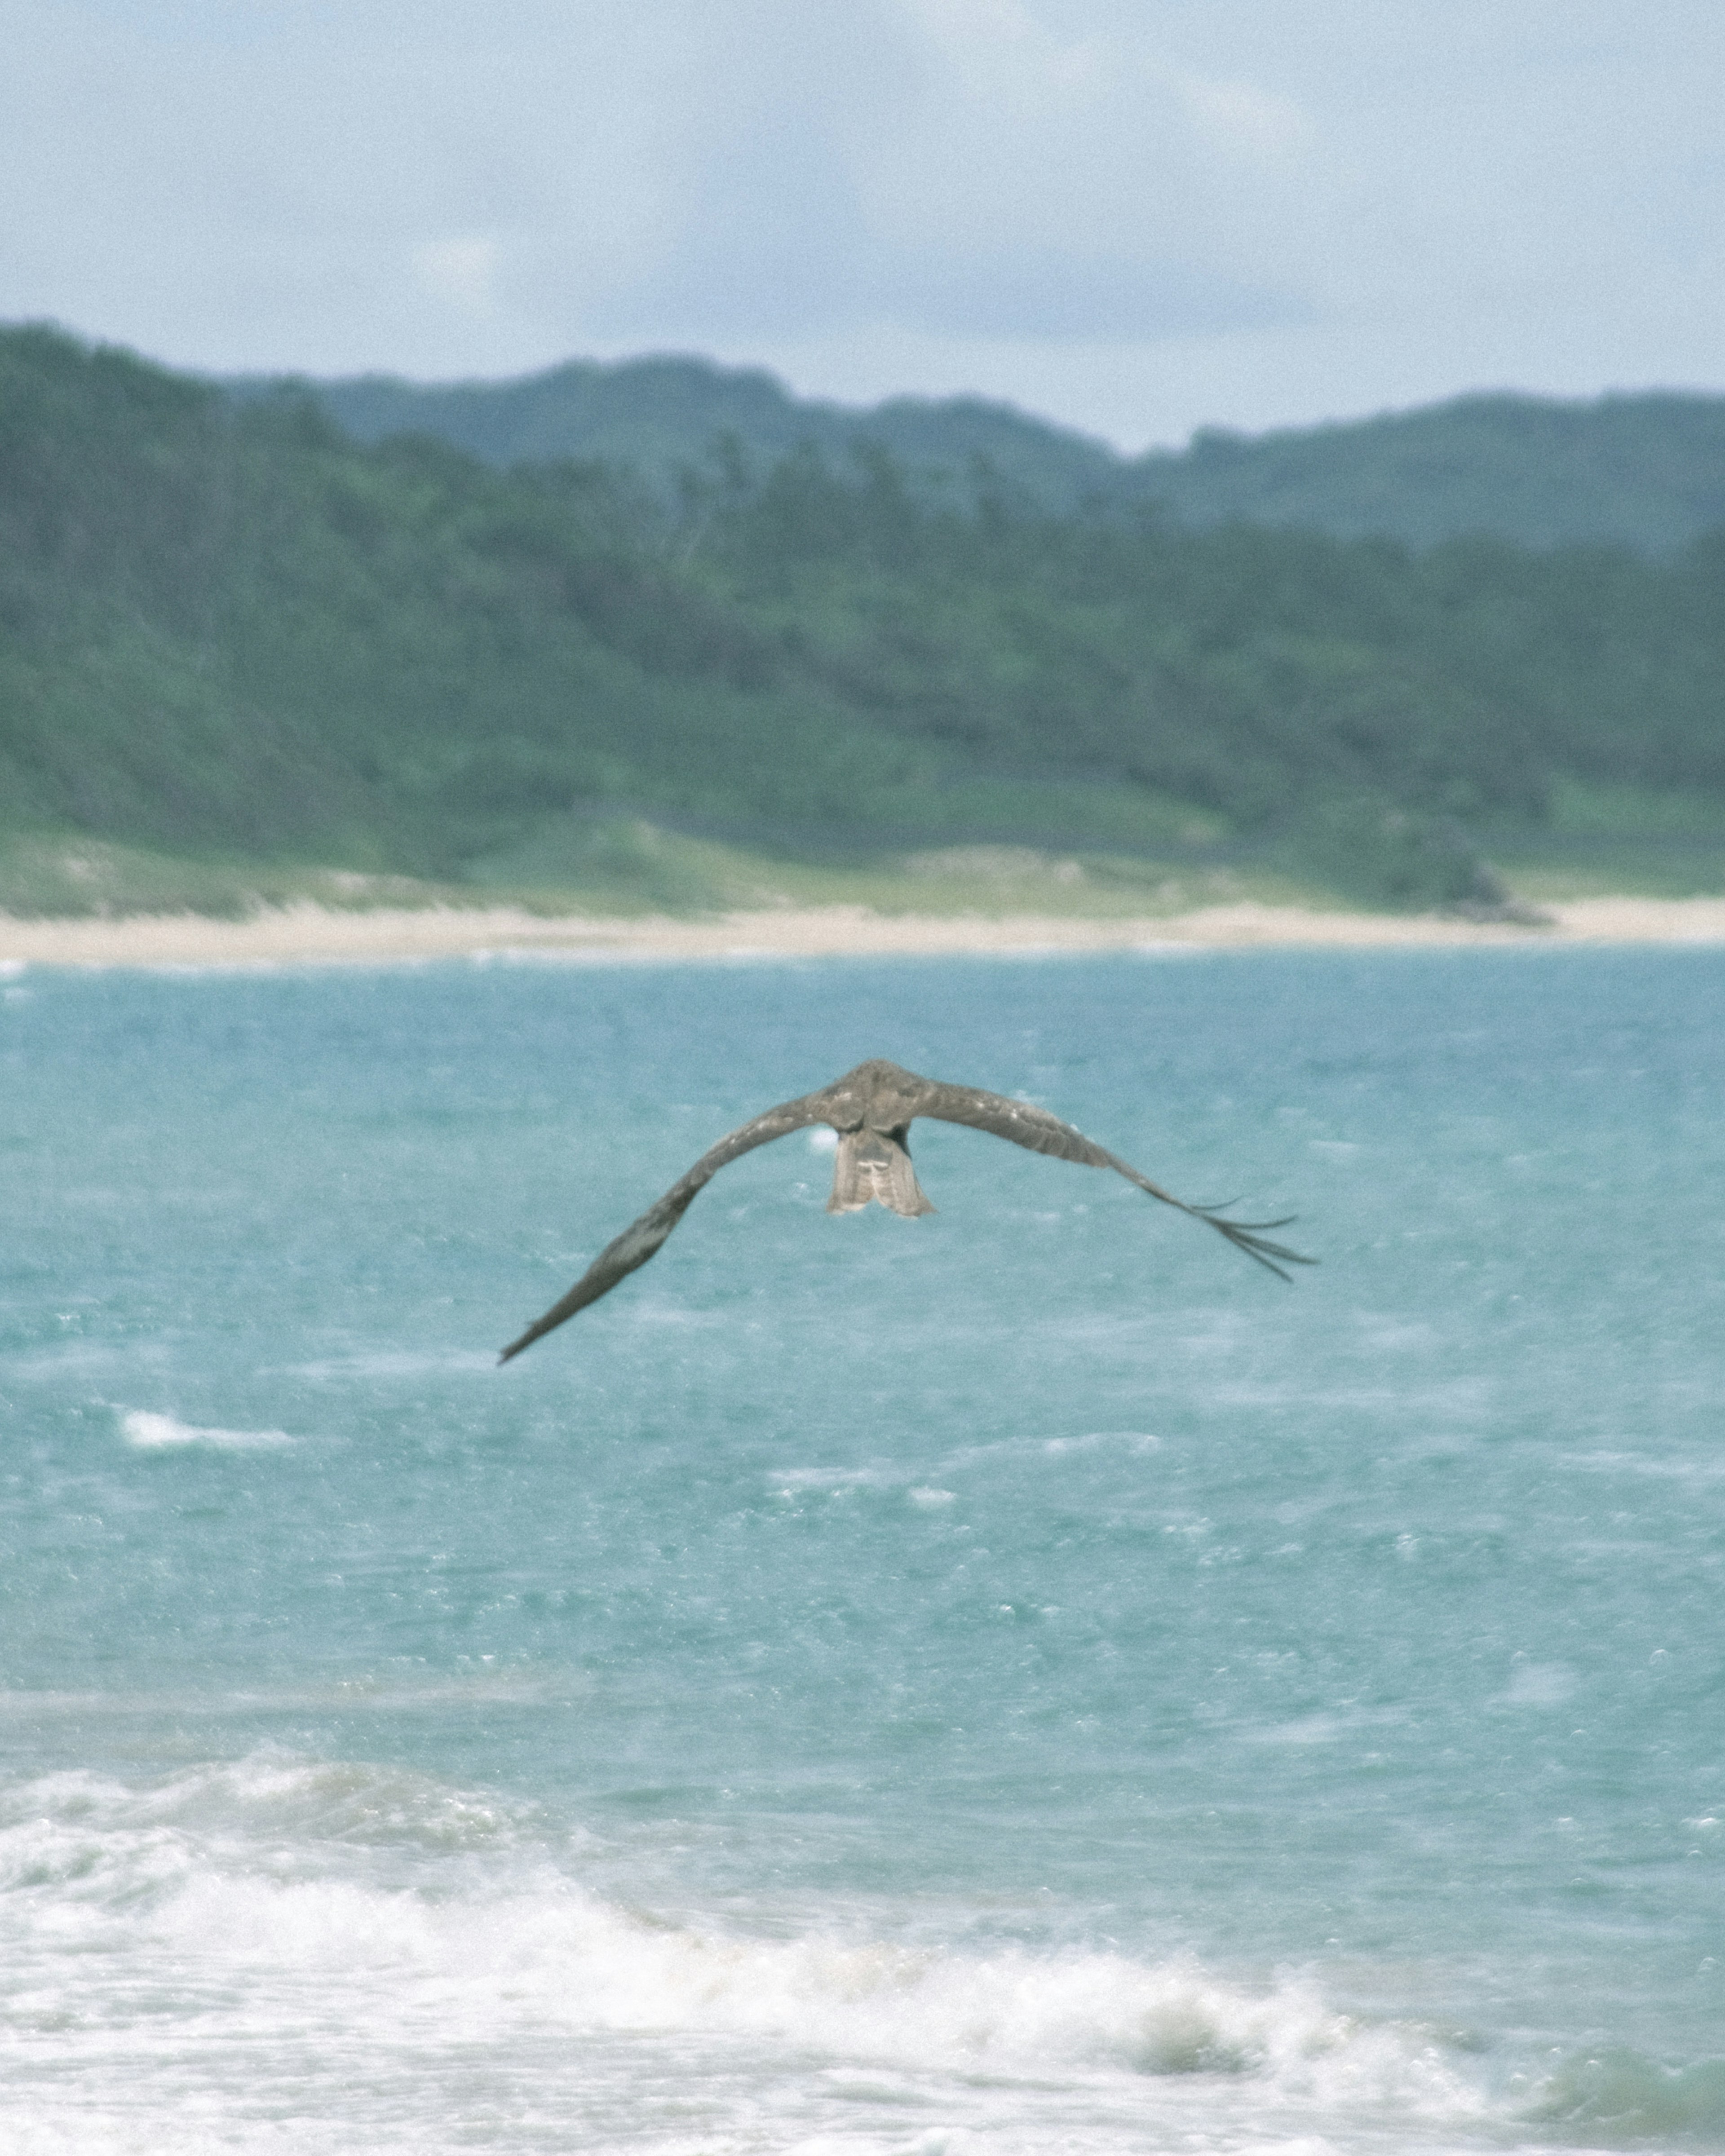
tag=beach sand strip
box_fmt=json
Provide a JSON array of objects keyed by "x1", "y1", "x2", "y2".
[{"x1": 3, "y1": 896, "x2": 1725, "y2": 970}]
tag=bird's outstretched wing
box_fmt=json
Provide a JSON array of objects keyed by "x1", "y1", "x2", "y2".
[
  {"x1": 914, "y1": 1082, "x2": 1314, "y2": 1280},
  {"x1": 499, "y1": 1091, "x2": 835, "y2": 1361}
]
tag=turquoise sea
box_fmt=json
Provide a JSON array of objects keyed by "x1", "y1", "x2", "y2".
[{"x1": 2, "y1": 946, "x2": 1723, "y2": 2154}]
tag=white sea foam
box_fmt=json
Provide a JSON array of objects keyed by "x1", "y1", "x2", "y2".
[
  {"x1": 120, "y1": 1408, "x2": 294, "y2": 1451},
  {"x1": 0, "y1": 1754, "x2": 1504, "y2": 2155}
]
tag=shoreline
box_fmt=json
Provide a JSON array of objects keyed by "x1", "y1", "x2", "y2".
[{"x1": 5, "y1": 896, "x2": 1725, "y2": 970}]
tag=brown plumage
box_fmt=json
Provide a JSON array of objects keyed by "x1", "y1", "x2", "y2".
[{"x1": 499, "y1": 1057, "x2": 1312, "y2": 1361}]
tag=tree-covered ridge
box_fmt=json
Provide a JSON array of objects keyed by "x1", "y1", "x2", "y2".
[
  {"x1": 227, "y1": 355, "x2": 1124, "y2": 521},
  {"x1": 231, "y1": 348, "x2": 1725, "y2": 555},
  {"x1": 1134, "y1": 393, "x2": 1725, "y2": 555},
  {"x1": 4, "y1": 324, "x2": 1724, "y2": 914}
]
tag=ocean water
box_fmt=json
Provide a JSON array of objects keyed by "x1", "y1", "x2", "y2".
[{"x1": 2, "y1": 946, "x2": 1723, "y2": 2155}]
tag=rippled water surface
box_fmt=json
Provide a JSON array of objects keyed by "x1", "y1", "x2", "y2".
[{"x1": 2, "y1": 947, "x2": 1723, "y2": 2153}]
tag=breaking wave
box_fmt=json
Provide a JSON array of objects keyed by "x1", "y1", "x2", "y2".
[{"x1": 0, "y1": 1753, "x2": 1539, "y2": 2155}]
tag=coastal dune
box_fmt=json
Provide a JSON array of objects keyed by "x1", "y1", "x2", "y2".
[{"x1": 4, "y1": 895, "x2": 1725, "y2": 968}]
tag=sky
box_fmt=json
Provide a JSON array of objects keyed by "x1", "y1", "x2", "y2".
[{"x1": 3, "y1": 0, "x2": 1722, "y2": 450}]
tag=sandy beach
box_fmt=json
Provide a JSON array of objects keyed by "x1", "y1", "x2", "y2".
[{"x1": 3, "y1": 894, "x2": 1725, "y2": 969}]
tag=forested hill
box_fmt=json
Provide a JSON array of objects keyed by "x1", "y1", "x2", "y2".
[
  {"x1": 231, "y1": 357, "x2": 1124, "y2": 523},
  {"x1": 1137, "y1": 393, "x2": 1725, "y2": 555},
  {"x1": 5, "y1": 323, "x2": 1725, "y2": 915},
  {"x1": 229, "y1": 353, "x2": 1725, "y2": 556}
]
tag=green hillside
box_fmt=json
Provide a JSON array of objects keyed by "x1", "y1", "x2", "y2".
[
  {"x1": 232, "y1": 353, "x2": 1725, "y2": 556},
  {"x1": 1135, "y1": 393, "x2": 1725, "y2": 555},
  {"x1": 5, "y1": 323, "x2": 1725, "y2": 919},
  {"x1": 228, "y1": 356, "x2": 1123, "y2": 520}
]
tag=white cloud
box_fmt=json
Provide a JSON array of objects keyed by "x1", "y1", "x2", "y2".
[
  {"x1": 0, "y1": 0, "x2": 1721, "y2": 443},
  {"x1": 411, "y1": 237, "x2": 500, "y2": 317},
  {"x1": 1175, "y1": 74, "x2": 1312, "y2": 161}
]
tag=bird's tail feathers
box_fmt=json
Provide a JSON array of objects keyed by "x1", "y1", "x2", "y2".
[{"x1": 827, "y1": 1131, "x2": 936, "y2": 1218}]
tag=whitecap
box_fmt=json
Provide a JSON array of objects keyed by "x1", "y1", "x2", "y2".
[
  {"x1": 120, "y1": 1409, "x2": 294, "y2": 1451},
  {"x1": 770, "y1": 1464, "x2": 891, "y2": 1493},
  {"x1": 1499, "y1": 1660, "x2": 1577, "y2": 1707}
]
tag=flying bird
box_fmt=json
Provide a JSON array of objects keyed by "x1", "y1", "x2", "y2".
[{"x1": 500, "y1": 1057, "x2": 1311, "y2": 1361}]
